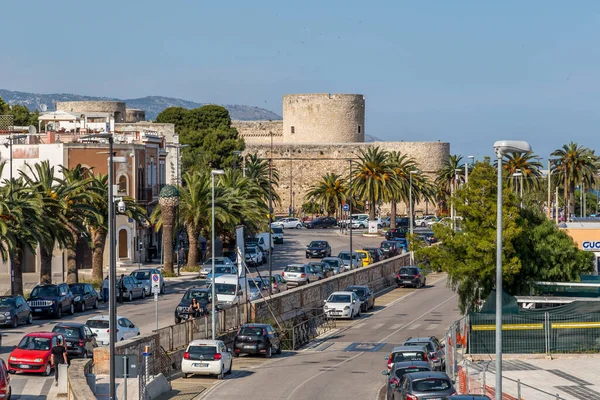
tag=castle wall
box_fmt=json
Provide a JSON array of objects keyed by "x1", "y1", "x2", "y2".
[
  {"x1": 244, "y1": 141, "x2": 449, "y2": 216},
  {"x1": 282, "y1": 94, "x2": 365, "y2": 144},
  {"x1": 56, "y1": 101, "x2": 127, "y2": 122},
  {"x1": 126, "y1": 109, "x2": 146, "y2": 122},
  {"x1": 232, "y1": 120, "x2": 284, "y2": 145}
]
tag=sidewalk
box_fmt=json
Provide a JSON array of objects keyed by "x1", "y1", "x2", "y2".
[
  {"x1": 464, "y1": 357, "x2": 600, "y2": 399},
  {"x1": 94, "y1": 375, "x2": 139, "y2": 400}
]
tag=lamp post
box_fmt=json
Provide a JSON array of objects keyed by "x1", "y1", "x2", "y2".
[
  {"x1": 547, "y1": 159, "x2": 552, "y2": 220},
  {"x1": 451, "y1": 169, "x2": 462, "y2": 231},
  {"x1": 409, "y1": 171, "x2": 415, "y2": 263},
  {"x1": 466, "y1": 156, "x2": 474, "y2": 184},
  {"x1": 268, "y1": 135, "x2": 273, "y2": 295},
  {"x1": 512, "y1": 170, "x2": 523, "y2": 209},
  {"x1": 166, "y1": 143, "x2": 189, "y2": 274},
  {"x1": 493, "y1": 140, "x2": 532, "y2": 400},
  {"x1": 349, "y1": 159, "x2": 353, "y2": 257},
  {"x1": 211, "y1": 169, "x2": 225, "y2": 340}
]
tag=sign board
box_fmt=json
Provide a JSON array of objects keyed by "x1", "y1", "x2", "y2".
[
  {"x1": 151, "y1": 273, "x2": 160, "y2": 294},
  {"x1": 582, "y1": 241, "x2": 600, "y2": 251},
  {"x1": 115, "y1": 354, "x2": 138, "y2": 378},
  {"x1": 368, "y1": 220, "x2": 378, "y2": 234},
  {"x1": 343, "y1": 204, "x2": 349, "y2": 211}
]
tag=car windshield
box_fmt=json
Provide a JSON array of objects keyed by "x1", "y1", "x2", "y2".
[
  {"x1": 213, "y1": 266, "x2": 233, "y2": 274},
  {"x1": 246, "y1": 247, "x2": 257, "y2": 254},
  {"x1": 52, "y1": 325, "x2": 82, "y2": 338},
  {"x1": 31, "y1": 286, "x2": 58, "y2": 297},
  {"x1": 381, "y1": 242, "x2": 393, "y2": 249},
  {"x1": 239, "y1": 326, "x2": 265, "y2": 336},
  {"x1": 248, "y1": 280, "x2": 265, "y2": 290},
  {"x1": 131, "y1": 271, "x2": 151, "y2": 280},
  {"x1": 214, "y1": 283, "x2": 237, "y2": 295},
  {"x1": 405, "y1": 342, "x2": 435, "y2": 352},
  {"x1": 183, "y1": 290, "x2": 210, "y2": 302},
  {"x1": 338, "y1": 253, "x2": 351, "y2": 260},
  {"x1": 412, "y1": 378, "x2": 451, "y2": 391},
  {"x1": 69, "y1": 285, "x2": 85, "y2": 294},
  {"x1": 311, "y1": 264, "x2": 324, "y2": 272},
  {"x1": 347, "y1": 287, "x2": 366, "y2": 296},
  {"x1": 272, "y1": 227, "x2": 283, "y2": 233},
  {"x1": 322, "y1": 259, "x2": 339, "y2": 267},
  {"x1": 357, "y1": 253, "x2": 366, "y2": 259},
  {"x1": 187, "y1": 345, "x2": 216, "y2": 356},
  {"x1": 0, "y1": 297, "x2": 15, "y2": 307},
  {"x1": 392, "y1": 351, "x2": 426, "y2": 362},
  {"x1": 285, "y1": 265, "x2": 304, "y2": 273},
  {"x1": 400, "y1": 268, "x2": 419, "y2": 275},
  {"x1": 17, "y1": 336, "x2": 51, "y2": 350},
  {"x1": 395, "y1": 366, "x2": 430, "y2": 378},
  {"x1": 309, "y1": 241, "x2": 327, "y2": 248},
  {"x1": 86, "y1": 319, "x2": 109, "y2": 329},
  {"x1": 328, "y1": 294, "x2": 351, "y2": 303},
  {"x1": 204, "y1": 258, "x2": 225, "y2": 266}
]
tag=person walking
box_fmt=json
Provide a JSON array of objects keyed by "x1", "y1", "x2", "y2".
[
  {"x1": 118, "y1": 274, "x2": 126, "y2": 304},
  {"x1": 102, "y1": 276, "x2": 109, "y2": 304},
  {"x1": 178, "y1": 246, "x2": 185, "y2": 276},
  {"x1": 51, "y1": 337, "x2": 68, "y2": 386}
]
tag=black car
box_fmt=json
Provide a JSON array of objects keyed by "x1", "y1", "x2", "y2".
[
  {"x1": 304, "y1": 216, "x2": 338, "y2": 229},
  {"x1": 233, "y1": 323, "x2": 282, "y2": 358},
  {"x1": 174, "y1": 288, "x2": 215, "y2": 324},
  {"x1": 385, "y1": 228, "x2": 407, "y2": 241},
  {"x1": 363, "y1": 247, "x2": 385, "y2": 262},
  {"x1": 0, "y1": 296, "x2": 32, "y2": 328},
  {"x1": 69, "y1": 283, "x2": 99, "y2": 312},
  {"x1": 306, "y1": 240, "x2": 332, "y2": 258},
  {"x1": 396, "y1": 266, "x2": 426, "y2": 288},
  {"x1": 380, "y1": 241, "x2": 399, "y2": 257},
  {"x1": 344, "y1": 285, "x2": 375, "y2": 312},
  {"x1": 27, "y1": 283, "x2": 75, "y2": 319},
  {"x1": 382, "y1": 361, "x2": 432, "y2": 400},
  {"x1": 395, "y1": 217, "x2": 411, "y2": 229},
  {"x1": 52, "y1": 322, "x2": 98, "y2": 358}
]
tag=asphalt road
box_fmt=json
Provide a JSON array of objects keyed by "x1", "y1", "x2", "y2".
[
  {"x1": 5, "y1": 227, "x2": 395, "y2": 399},
  {"x1": 200, "y1": 274, "x2": 459, "y2": 400}
]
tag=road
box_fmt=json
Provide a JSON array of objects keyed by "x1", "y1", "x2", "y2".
[
  {"x1": 200, "y1": 274, "x2": 459, "y2": 400},
  {"x1": 6, "y1": 227, "x2": 395, "y2": 399}
]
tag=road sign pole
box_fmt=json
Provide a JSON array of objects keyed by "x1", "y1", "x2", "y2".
[{"x1": 123, "y1": 356, "x2": 128, "y2": 400}]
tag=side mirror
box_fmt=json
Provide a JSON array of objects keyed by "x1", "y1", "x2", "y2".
[
  {"x1": 129, "y1": 324, "x2": 135, "y2": 328},
  {"x1": 381, "y1": 371, "x2": 389, "y2": 376},
  {"x1": 61, "y1": 292, "x2": 67, "y2": 296},
  {"x1": 227, "y1": 348, "x2": 232, "y2": 353},
  {"x1": 93, "y1": 333, "x2": 98, "y2": 337},
  {"x1": 352, "y1": 300, "x2": 356, "y2": 304},
  {"x1": 390, "y1": 383, "x2": 398, "y2": 389}
]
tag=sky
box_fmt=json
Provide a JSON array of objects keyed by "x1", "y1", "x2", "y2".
[{"x1": 2, "y1": 0, "x2": 600, "y2": 161}]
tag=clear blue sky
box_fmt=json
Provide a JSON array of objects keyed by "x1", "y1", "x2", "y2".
[{"x1": 2, "y1": 0, "x2": 600, "y2": 161}]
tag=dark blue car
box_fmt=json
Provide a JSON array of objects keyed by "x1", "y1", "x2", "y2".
[{"x1": 392, "y1": 237, "x2": 408, "y2": 252}]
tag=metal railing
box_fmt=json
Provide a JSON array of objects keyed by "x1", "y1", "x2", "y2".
[{"x1": 279, "y1": 310, "x2": 336, "y2": 350}]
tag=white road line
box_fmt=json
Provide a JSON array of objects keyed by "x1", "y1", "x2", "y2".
[
  {"x1": 426, "y1": 324, "x2": 437, "y2": 330},
  {"x1": 371, "y1": 323, "x2": 384, "y2": 330},
  {"x1": 389, "y1": 323, "x2": 403, "y2": 330},
  {"x1": 353, "y1": 322, "x2": 366, "y2": 329},
  {"x1": 408, "y1": 323, "x2": 422, "y2": 330}
]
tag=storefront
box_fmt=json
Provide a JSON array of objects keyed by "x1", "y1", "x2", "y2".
[{"x1": 561, "y1": 222, "x2": 600, "y2": 274}]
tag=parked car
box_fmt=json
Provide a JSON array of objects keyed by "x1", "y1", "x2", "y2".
[
  {"x1": 395, "y1": 217, "x2": 411, "y2": 229},
  {"x1": 248, "y1": 278, "x2": 270, "y2": 301},
  {"x1": 304, "y1": 216, "x2": 338, "y2": 229},
  {"x1": 344, "y1": 285, "x2": 374, "y2": 312},
  {"x1": 396, "y1": 266, "x2": 426, "y2": 288},
  {"x1": 385, "y1": 228, "x2": 407, "y2": 241},
  {"x1": 382, "y1": 361, "x2": 432, "y2": 400},
  {"x1": 213, "y1": 276, "x2": 248, "y2": 307},
  {"x1": 392, "y1": 237, "x2": 409, "y2": 252},
  {"x1": 449, "y1": 396, "x2": 491, "y2": 399},
  {"x1": 380, "y1": 217, "x2": 392, "y2": 227},
  {"x1": 403, "y1": 336, "x2": 445, "y2": 371},
  {"x1": 282, "y1": 264, "x2": 320, "y2": 286},
  {"x1": 118, "y1": 276, "x2": 146, "y2": 301},
  {"x1": 272, "y1": 218, "x2": 303, "y2": 229},
  {"x1": 245, "y1": 245, "x2": 264, "y2": 266},
  {"x1": 174, "y1": 288, "x2": 215, "y2": 324},
  {"x1": 363, "y1": 247, "x2": 385, "y2": 262},
  {"x1": 269, "y1": 274, "x2": 288, "y2": 293},
  {"x1": 380, "y1": 241, "x2": 400, "y2": 258},
  {"x1": 27, "y1": 283, "x2": 74, "y2": 319},
  {"x1": 69, "y1": 283, "x2": 99, "y2": 312},
  {"x1": 0, "y1": 359, "x2": 10, "y2": 400},
  {"x1": 206, "y1": 265, "x2": 238, "y2": 286},
  {"x1": 354, "y1": 250, "x2": 373, "y2": 266},
  {"x1": 182, "y1": 339, "x2": 233, "y2": 379},
  {"x1": 426, "y1": 217, "x2": 443, "y2": 228},
  {"x1": 8, "y1": 332, "x2": 64, "y2": 376},
  {"x1": 271, "y1": 226, "x2": 284, "y2": 244},
  {"x1": 86, "y1": 315, "x2": 139, "y2": 345},
  {"x1": 254, "y1": 232, "x2": 274, "y2": 255},
  {"x1": 420, "y1": 232, "x2": 438, "y2": 245},
  {"x1": 323, "y1": 291, "x2": 361, "y2": 319},
  {"x1": 396, "y1": 371, "x2": 456, "y2": 399},
  {"x1": 0, "y1": 295, "x2": 32, "y2": 328},
  {"x1": 337, "y1": 251, "x2": 362, "y2": 270},
  {"x1": 305, "y1": 240, "x2": 332, "y2": 258},
  {"x1": 52, "y1": 322, "x2": 98, "y2": 358},
  {"x1": 233, "y1": 323, "x2": 282, "y2": 358},
  {"x1": 339, "y1": 213, "x2": 369, "y2": 228},
  {"x1": 414, "y1": 215, "x2": 437, "y2": 227},
  {"x1": 350, "y1": 216, "x2": 370, "y2": 229},
  {"x1": 386, "y1": 345, "x2": 432, "y2": 372},
  {"x1": 222, "y1": 250, "x2": 238, "y2": 264},
  {"x1": 321, "y1": 257, "x2": 344, "y2": 275},
  {"x1": 130, "y1": 269, "x2": 165, "y2": 295},
  {"x1": 200, "y1": 257, "x2": 235, "y2": 279},
  {"x1": 308, "y1": 262, "x2": 334, "y2": 279}
]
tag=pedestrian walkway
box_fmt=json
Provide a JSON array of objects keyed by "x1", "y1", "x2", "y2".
[{"x1": 94, "y1": 375, "x2": 139, "y2": 400}]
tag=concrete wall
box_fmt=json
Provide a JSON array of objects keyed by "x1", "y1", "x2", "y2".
[
  {"x1": 57, "y1": 101, "x2": 127, "y2": 122},
  {"x1": 252, "y1": 253, "x2": 411, "y2": 321},
  {"x1": 283, "y1": 94, "x2": 365, "y2": 144},
  {"x1": 126, "y1": 108, "x2": 146, "y2": 122},
  {"x1": 232, "y1": 120, "x2": 284, "y2": 145},
  {"x1": 244, "y1": 141, "x2": 449, "y2": 215},
  {"x1": 67, "y1": 359, "x2": 94, "y2": 400}
]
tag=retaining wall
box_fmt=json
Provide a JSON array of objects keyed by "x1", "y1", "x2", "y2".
[{"x1": 67, "y1": 359, "x2": 94, "y2": 400}]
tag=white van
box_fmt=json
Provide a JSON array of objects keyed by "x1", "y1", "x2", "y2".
[
  {"x1": 213, "y1": 275, "x2": 248, "y2": 306},
  {"x1": 255, "y1": 232, "x2": 274, "y2": 254}
]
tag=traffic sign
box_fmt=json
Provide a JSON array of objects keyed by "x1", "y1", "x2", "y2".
[
  {"x1": 151, "y1": 273, "x2": 160, "y2": 294},
  {"x1": 343, "y1": 204, "x2": 349, "y2": 211}
]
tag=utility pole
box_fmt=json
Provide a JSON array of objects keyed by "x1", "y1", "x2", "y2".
[
  {"x1": 547, "y1": 159, "x2": 552, "y2": 220},
  {"x1": 349, "y1": 160, "x2": 353, "y2": 257},
  {"x1": 268, "y1": 134, "x2": 273, "y2": 295}
]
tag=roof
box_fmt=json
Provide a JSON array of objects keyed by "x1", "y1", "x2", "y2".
[
  {"x1": 391, "y1": 361, "x2": 432, "y2": 370},
  {"x1": 38, "y1": 110, "x2": 79, "y2": 121},
  {"x1": 188, "y1": 339, "x2": 221, "y2": 346},
  {"x1": 86, "y1": 315, "x2": 126, "y2": 321},
  {"x1": 405, "y1": 371, "x2": 451, "y2": 380},
  {"x1": 25, "y1": 332, "x2": 60, "y2": 338},
  {"x1": 391, "y1": 345, "x2": 428, "y2": 352},
  {"x1": 240, "y1": 323, "x2": 271, "y2": 328},
  {"x1": 329, "y1": 291, "x2": 354, "y2": 296},
  {"x1": 54, "y1": 322, "x2": 86, "y2": 327}
]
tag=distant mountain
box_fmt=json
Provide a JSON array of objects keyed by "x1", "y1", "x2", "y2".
[
  {"x1": 0, "y1": 89, "x2": 282, "y2": 121},
  {"x1": 365, "y1": 134, "x2": 381, "y2": 142}
]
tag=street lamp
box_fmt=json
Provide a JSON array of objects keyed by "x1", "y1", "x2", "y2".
[
  {"x1": 409, "y1": 171, "x2": 415, "y2": 263},
  {"x1": 465, "y1": 156, "x2": 474, "y2": 184},
  {"x1": 211, "y1": 169, "x2": 225, "y2": 340},
  {"x1": 493, "y1": 140, "x2": 531, "y2": 400},
  {"x1": 166, "y1": 143, "x2": 189, "y2": 274},
  {"x1": 451, "y1": 169, "x2": 462, "y2": 232},
  {"x1": 512, "y1": 169, "x2": 523, "y2": 209}
]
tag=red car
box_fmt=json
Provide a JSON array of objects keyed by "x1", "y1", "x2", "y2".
[
  {"x1": 0, "y1": 359, "x2": 10, "y2": 399},
  {"x1": 8, "y1": 332, "x2": 64, "y2": 376}
]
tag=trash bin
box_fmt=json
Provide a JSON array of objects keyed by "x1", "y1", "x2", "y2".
[{"x1": 86, "y1": 373, "x2": 96, "y2": 394}]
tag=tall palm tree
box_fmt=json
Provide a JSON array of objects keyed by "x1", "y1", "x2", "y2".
[
  {"x1": 435, "y1": 155, "x2": 465, "y2": 218},
  {"x1": 388, "y1": 151, "x2": 419, "y2": 228},
  {"x1": 305, "y1": 173, "x2": 347, "y2": 217},
  {"x1": 551, "y1": 142, "x2": 599, "y2": 220},
  {"x1": 352, "y1": 147, "x2": 396, "y2": 220},
  {"x1": 499, "y1": 152, "x2": 543, "y2": 193},
  {"x1": 245, "y1": 153, "x2": 281, "y2": 205}
]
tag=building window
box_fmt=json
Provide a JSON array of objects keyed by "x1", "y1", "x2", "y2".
[
  {"x1": 159, "y1": 160, "x2": 166, "y2": 187},
  {"x1": 291, "y1": 126, "x2": 295, "y2": 134},
  {"x1": 358, "y1": 125, "x2": 361, "y2": 134},
  {"x1": 118, "y1": 175, "x2": 128, "y2": 196}
]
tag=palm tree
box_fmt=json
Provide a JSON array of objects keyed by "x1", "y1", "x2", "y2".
[
  {"x1": 436, "y1": 155, "x2": 465, "y2": 219},
  {"x1": 352, "y1": 147, "x2": 396, "y2": 220},
  {"x1": 551, "y1": 142, "x2": 599, "y2": 220},
  {"x1": 388, "y1": 151, "x2": 419, "y2": 228},
  {"x1": 305, "y1": 173, "x2": 347, "y2": 217},
  {"x1": 499, "y1": 152, "x2": 543, "y2": 193},
  {"x1": 245, "y1": 153, "x2": 281, "y2": 205}
]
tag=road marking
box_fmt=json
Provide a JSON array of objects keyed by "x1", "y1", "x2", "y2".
[
  {"x1": 426, "y1": 324, "x2": 437, "y2": 330},
  {"x1": 354, "y1": 322, "x2": 366, "y2": 329},
  {"x1": 371, "y1": 323, "x2": 384, "y2": 330},
  {"x1": 389, "y1": 324, "x2": 403, "y2": 330},
  {"x1": 409, "y1": 323, "x2": 422, "y2": 330}
]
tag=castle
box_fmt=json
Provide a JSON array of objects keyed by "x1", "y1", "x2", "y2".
[{"x1": 233, "y1": 93, "x2": 450, "y2": 216}]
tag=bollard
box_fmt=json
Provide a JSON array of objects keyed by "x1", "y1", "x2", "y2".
[
  {"x1": 58, "y1": 364, "x2": 68, "y2": 394},
  {"x1": 517, "y1": 379, "x2": 521, "y2": 400}
]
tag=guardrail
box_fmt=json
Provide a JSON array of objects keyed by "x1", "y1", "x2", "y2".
[{"x1": 279, "y1": 310, "x2": 337, "y2": 350}]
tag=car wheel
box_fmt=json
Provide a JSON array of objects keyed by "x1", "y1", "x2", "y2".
[
  {"x1": 10, "y1": 316, "x2": 17, "y2": 329},
  {"x1": 93, "y1": 299, "x2": 99, "y2": 310},
  {"x1": 128, "y1": 292, "x2": 133, "y2": 302},
  {"x1": 357, "y1": 307, "x2": 361, "y2": 317},
  {"x1": 216, "y1": 367, "x2": 224, "y2": 380},
  {"x1": 296, "y1": 224, "x2": 302, "y2": 229},
  {"x1": 56, "y1": 307, "x2": 62, "y2": 319},
  {"x1": 422, "y1": 278, "x2": 426, "y2": 288},
  {"x1": 226, "y1": 360, "x2": 233, "y2": 374},
  {"x1": 69, "y1": 303, "x2": 75, "y2": 315},
  {"x1": 175, "y1": 317, "x2": 181, "y2": 324},
  {"x1": 161, "y1": 284, "x2": 165, "y2": 295},
  {"x1": 43, "y1": 363, "x2": 52, "y2": 376},
  {"x1": 26, "y1": 312, "x2": 33, "y2": 325},
  {"x1": 80, "y1": 302, "x2": 86, "y2": 312},
  {"x1": 8, "y1": 370, "x2": 14, "y2": 375},
  {"x1": 141, "y1": 290, "x2": 146, "y2": 299},
  {"x1": 233, "y1": 351, "x2": 239, "y2": 358},
  {"x1": 276, "y1": 343, "x2": 282, "y2": 355},
  {"x1": 182, "y1": 373, "x2": 189, "y2": 379},
  {"x1": 421, "y1": 222, "x2": 426, "y2": 227},
  {"x1": 265, "y1": 345, "x2": 272, "y2": 358}
]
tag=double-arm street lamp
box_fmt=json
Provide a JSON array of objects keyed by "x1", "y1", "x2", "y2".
[
  {"x1": 166, "y1": 143, "x2": 189, "y2": 273},
  {"x1": 493, "y1": 140, "x2": 531, "y2": 400},
  {"x1": 211, "y1": 169, "x2": 225, "y2": 339}
]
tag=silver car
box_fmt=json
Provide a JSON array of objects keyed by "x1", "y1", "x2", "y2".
[
  {"x1": 282, "y1": 264, "x2": 320, "y2": 286},
  {"x1": 200, "y1": 257, "x2": 234, "y2": 278},
  {"x1": 248, "y1": 278, "x2": 270, "y2": 301},
  {"x1": 337, "y1": 251, "x2": 362, "y2": 270},
  {"x1": 395, "y1": 371, "x2": 456, "y2": 399},
  {"x1": 322, "y1": 257, "x2": 344, "y2": 275},
  {"x1": 118, "y1": 276, "x2": 146, "y2": 301},
  {"x1": 130, "y1": 268, "x2": 165, "y2": 295}
]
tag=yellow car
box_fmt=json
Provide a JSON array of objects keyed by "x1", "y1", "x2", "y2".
[{"x1": 354, "y1": 250, "x2": 373, "y2": 266}]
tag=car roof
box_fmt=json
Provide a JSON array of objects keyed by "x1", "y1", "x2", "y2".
[
  {"x1": 25, "y1": 332, "x2": 61, "y2": 338},
  {"x1": 345, "y1": 285, "x2": 368, "y2": 290},
  {"x1": 241, "y1": 323, "x2": 271, "y2": 328},
  {"x1": 35, "y1": 283, "x2": 59, "y2": 287},
  {"x1": 287, "y1": 263, "x2": 307, "y2": 267},
  {"x1": 354, "y1": 250, "x2": 368, "y2": 254},
  {"x1": 188, "y1": 339, "x2": 221, "y2": 346},
  {"x1": 133, "y1": 268, "x2": 159, "y2": 272},
  {"x1": 392, "y1": 361, "x2": 432, "y2": 370},
  {"x1": 381, "y1": 241, "x2": 396, "y2": 244},
  {"x1": 406, "y1": 371, "x2": 451, "y2": 380},
  {"x1": 86, "y1": 315, "x2": 127, "y2": 321},
  {"x1": 329, "y1": 291, "x2": 354, "y2": 296},
  {"x1": 405, "y1": 336, "x2": 435, "y2": 342},
  {"x1": 187, "y1": 288, "x2": 210, "y2": 293},
  {"x1": 322, "y1": 257, "x2": 340, "y2": 261},
  {"x1": 391, "y1": 345, "x2": 428, "y2": 352},
  {"x1": 54, "y1": 322, "x2": 85, "y2": 328}
]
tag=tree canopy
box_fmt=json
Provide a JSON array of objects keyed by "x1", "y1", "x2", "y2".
[{"x1": 0, "y1": 96, "x2": 39, "y2": 126}]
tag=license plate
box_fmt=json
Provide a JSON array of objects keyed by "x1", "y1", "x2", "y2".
[
  {"x1": 244, "y1": 345, "x2": 256, "y2": 349},
  {"x1": 35, "y1": 308, "x2": 42, "y2": 312},
  {"x1": 192, "y1": 363, "x2": 209, "y2": 367},
  {"x1": 403, "y1": 281, "x2": 412, "y2": 284},
  {"x1": 21, "y1": 365, "x2": 30, "y2": 369}
]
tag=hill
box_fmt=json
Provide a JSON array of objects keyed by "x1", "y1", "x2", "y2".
[{"x1": 0, "y1": 89, "x2": 282, "y2": 121}]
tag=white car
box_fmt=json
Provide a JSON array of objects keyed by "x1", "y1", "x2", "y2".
[
  {"x1": 415, "y1": 215, "x2": 437, "y2": 227},
  {"x1": 182, "y1": 339, "x2": 233, "y2": 379},
  {"x1": 272, "y1": 218, "x2": 303, "y2": 229},
  {"x1": 200, "y1": 257, "x2": 235, "y2": 279},
  {"x1": 323, "y1": 291, "x2": 361, "y2": 319},
  {"x1": 85, "y1": 315, "x2": 140, "y2": 345},
  {"x1": 351, "y1": 217, "x2": 384, "y2": 229}
]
